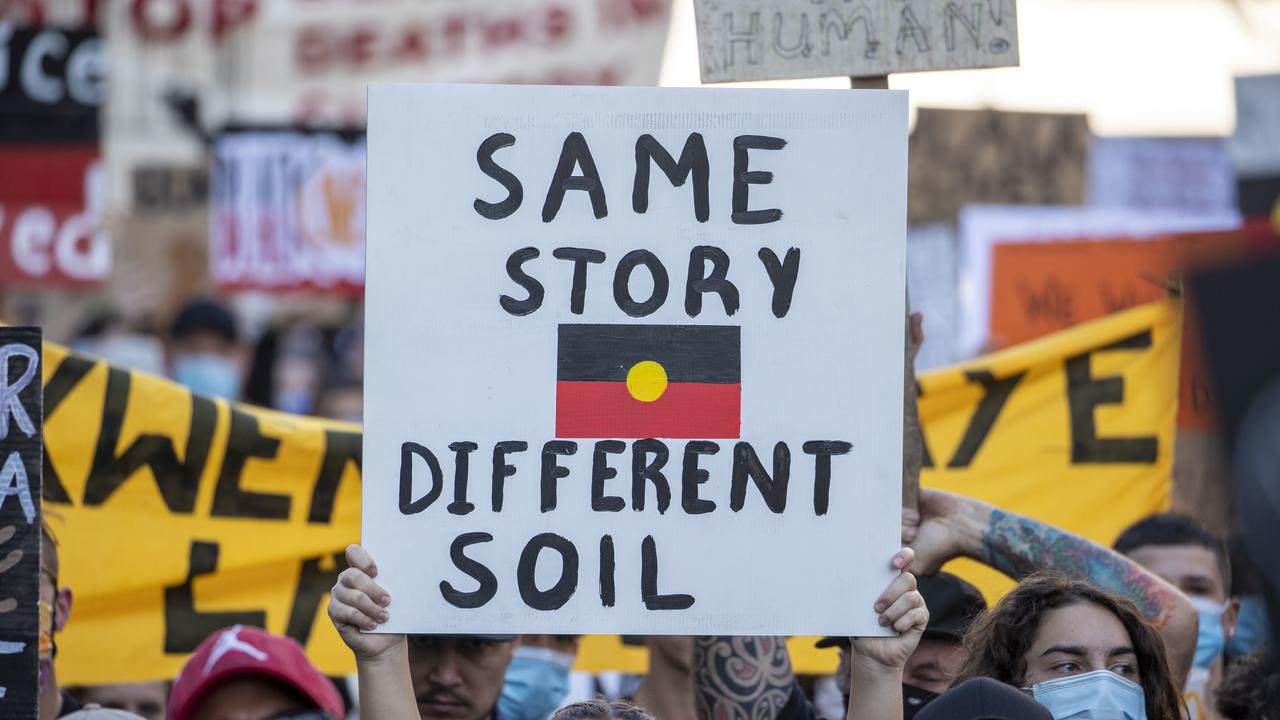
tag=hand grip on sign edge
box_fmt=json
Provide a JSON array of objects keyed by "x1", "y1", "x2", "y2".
[{"x1": 329, "y1": 544, "x2": 406, "y2": 662}]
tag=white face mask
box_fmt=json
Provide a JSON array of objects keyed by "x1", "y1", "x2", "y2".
[{"x1": 1028, "y1": 670, "x2": 1148, "y2": 720}]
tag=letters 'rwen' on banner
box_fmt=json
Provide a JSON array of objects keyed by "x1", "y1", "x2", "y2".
[
  {"x1": 361, "y1": 84, "x2": 909, "y2": 636},
  {"x1": 39, "y1": 299, "x2": 1177, "y2": 683},
  {"x1": 693, "y1": 0, "x2": 1019, "y2": 83},
  {"x1": 0, "y1": 327, "x2": 42, "y2": 717}
]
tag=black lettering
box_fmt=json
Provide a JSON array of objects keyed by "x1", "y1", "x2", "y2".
[
  {"x1": 633, "y1": 133, "x2": 710, "y2": 222},
  {"x1": 685, "y1": 246, "x2": 740, "y2": 317},
  {"x1": 447, "y1": 441, "x2": 479, "y2": 515},
  {"x1": 599, "y1": 535, "x2": 616, "y2": 607},
  {"x1": 732, "y1": 135, "x2": 786, "y2": 225},
  {"x1": 41, "y1": 353, "x2": 95, "y2": 504},
  {"x1": 631, "y1": 439, "x2": 671, "y2": 513},
  {"x1": 440, "y1": 532, "x2": 498, "y2": 609},
  {"x1": 211, "y1": 409, "x2": 287, "y2": 519},
  {"x1": 540, "y1": 440, "x2": 578, "y2": 512},
  {"x1": 758, "y1": 247, "x2": 801, "y2": 318},
  {"x1": 613, "y1": 250, "x2": 670, "y2": 318},
  {"x1": 591, "y1": 440, "x2": 626, "y2": 512},
  {"x1": 946, "y1": 371, "x2": 1025, "y2": 468},
  {"x1": 399, "y1": 441, "x2": 443, "y2": 515},
  {"x1": 553, "y1": 247, "x2": 607, "y2": 315},
  {"x1": 802, "y1": 441, "x2": 852, "y2": 516},
  {"x1": 474, "y1": 132, "x2": 523, "y2": 219},
  {"x1": 308, "y1": 429, "x2": 361, "y2": 523},
  {"x1": 500, "y1": 247, "x2": 544, "y2": 316},
  {"x1": 1066, "y1": 331, "x2": 1158, "y2": 463},
  {"x1": 285, "y1": 550, "x2": 346, "y2": 645},
  {"x1": 542, "y1": 131, "x2": 607, "y2": 222},
  {"x1": 517, "y1": 533, "x2": 579, "y2": 611},
  {"x1": 681, "y1": 441, "x2": 719, "y2": 515},
  {"x1": 164, "y1": 541, "x2": 265, "y2": 653},
  {"x1": 730, "y1": 442, "x2": 790, "y2": 513},
  {"x1": 641, "y1": 535, "x2": 694, "y2": 610},
  {"x1": 492, "y1": 441, "x2": 528, "y2": 512}
]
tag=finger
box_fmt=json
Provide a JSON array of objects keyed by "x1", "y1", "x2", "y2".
[
  {"x1": 891, "y1": 547, "x2": 915, "y2": 570},
  {"x1": 334, "y1": 584, "x2": 391, "y2": 624},
  {"x1": 346, "y1": 544, "x2": 378, "y2": 577},
  {"x1": 894, "y1": 606, "x2": 929, "y2": 635},
  {"x1": 910, "y1": 313, "x2": 925, "y2": 346},
  {"x1": 339, "y1": 567, "x2": 392, "y2": 607},
  {"x1": 329, "y1": 597, "x2": 380, "y2": 632},
  {"x1": 873, "y1": 571, "x2": 917, "y2": 614},
  {"x1": 901, "y1": 509, "x2": 920, "y2": 545},
  {"x1": 880, "y1": 588, "x2": 925, "y2": 627}
]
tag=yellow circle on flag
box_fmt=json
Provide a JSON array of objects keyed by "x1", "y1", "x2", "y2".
[{"x1": 626, "y1": 361, "x2": 668, "y2": 402}]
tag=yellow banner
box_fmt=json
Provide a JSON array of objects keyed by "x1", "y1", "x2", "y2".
[{"x1": 44, "y1": 300, "x2": 1178, "y2": 684}]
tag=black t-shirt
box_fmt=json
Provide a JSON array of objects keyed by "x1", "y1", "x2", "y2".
[
  {"x1": 775, "y1": 684, "x2": 825, "y2": 720},
  {"x1": 58, "y1": 692, "x2": 83, "y2": 717}
]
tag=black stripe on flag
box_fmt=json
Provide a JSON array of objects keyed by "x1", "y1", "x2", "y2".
[{"x1": 557, "y1": 324, "x2": 740, "y2": 384}]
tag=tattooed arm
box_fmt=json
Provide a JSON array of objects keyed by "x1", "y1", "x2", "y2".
[
  {"x1": 693, "y1": 636, "x2": 798, "y2": 720},
  {"x1": 906, "y1": 489, "x2": 1199, "y2": 686}
]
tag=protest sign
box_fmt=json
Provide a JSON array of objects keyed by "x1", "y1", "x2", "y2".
[
  {"x1": 361, "y1": 84, "x2": 907, "y2": 636},
  {"x1": 1229, "y1": 74, "x2": 1280, "y2": 224},
  {"x1": 0, "y1": 327, "x2": 42, "y2": 717},
  {"x1": 0, "y1": 25, "x2": 102, "y2": 143},
  {"x1": 1087, "y1": 137, "x2": 1236, "y2": 215},
  {"x1": 908, "y1": 109, "x2": 1089, "y2": 224},
  {"x1": 692, "y1": 0, "x2": 1019, "y2": 82},
  {"x1": 34, "y1": 297, "x2": 1178, "y2": 682},
  {"x1": 211, "y1": 130, "x2": 366, "y2": 292},
  {"x1": 907, "y1": 224, "x2": 960, "y2": 371}
]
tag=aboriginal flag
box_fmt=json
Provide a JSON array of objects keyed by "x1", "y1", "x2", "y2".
[{"x1": 556, "y1": 324, "x2": 740, "y2": 439}]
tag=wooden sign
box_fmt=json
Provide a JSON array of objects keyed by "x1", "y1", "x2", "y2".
[
  {"x1": 0, "y1": 327, "x2": 42, "y2": 718},
  {"x1": 693, "y1": 0, "x2": 1019, "y2": 83},
  {"x1": 362, "y1": 84, "x2": 907, "y2": 636}
]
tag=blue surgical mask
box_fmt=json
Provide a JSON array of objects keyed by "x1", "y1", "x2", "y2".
[
  {"x1": 173, "y1": 354, "x2": 241, "y2": 399},
  {"x1": 498, "y1": 646, "x2": 573, "y2": 720},
  {"x1": 1029, "y1": 670, "x2": 1147, "y2": 720},
  {"x1": 1227, "y1": 595, "x2": 1272, "y2": 660},
  {"x1": 1190, "y1": 596, "x2": 1227, "y2": 668}
]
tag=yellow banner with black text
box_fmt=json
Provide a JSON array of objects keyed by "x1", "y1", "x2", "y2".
[{"x1": 43, "y1": 300, "x2": 1178, "y2": 684}]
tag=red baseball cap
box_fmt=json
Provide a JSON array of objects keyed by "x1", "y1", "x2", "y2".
[{"x1": 168, "y1": 625, "x2": 345, "y2": 720}]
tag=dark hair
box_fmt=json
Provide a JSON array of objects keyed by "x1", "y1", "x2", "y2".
[
  {"x1": 552, "y1": 699, "x2": 653, "y2": 720},
  {"x1": 1113, "y1": 513, "x2": 1230, "y2": 590},
  {"x1": 171, "y1": 299, "x2": 239, "y2": 343},
  {"x1": 1216, "y1": 646, "x2": 1278, "y2": 720},
  {"x1": 954, "y1": 574, "x2": 1184, "y2": 720}
]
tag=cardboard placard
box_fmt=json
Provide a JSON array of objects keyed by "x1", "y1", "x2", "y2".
[
  {"x1": 1087, "y1": 137, "x2": 1236, "y2": 215},
  {"x1": 0, "y1": 327, "x2": 42, "y2": 718},
  {"x1": 362, "y1": 84, "x2": 906, "y2": 635},
  {"x1": 693, "y1": 0, "x2": 1019, "y2": 82}
]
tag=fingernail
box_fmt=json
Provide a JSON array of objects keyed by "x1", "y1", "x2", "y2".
[
  {"x1": 369, "y1": 566, "x2": 378, "y2": 577},
  {"x1": 380, "y1": 595, "x2": 391, "y2": 606},
  {"x1": 902, "y1": 510, "x2": 920, "y2": 523},
  {"x1": 878, "y1": 616, "x2": 889, "y2": 627},
  {"x1": 874, "y1": 602, "x2": 885, "y2": 613},
  {"x1": 379, "y1": 611, "x2": 390, "y2": 622},
  {"x1": 893, "y1": 556, "x2": 905, "y2": 568}
]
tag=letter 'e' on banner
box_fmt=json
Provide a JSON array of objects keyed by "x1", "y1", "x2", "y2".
[{"x1": 361, "y1": 84, "x2": 908, "y2": 636}]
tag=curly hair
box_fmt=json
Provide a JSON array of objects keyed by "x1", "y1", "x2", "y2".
[
  {"x1": 953, "y1": 573, "x2": 1184, "y2": 720},
  {"x1": 1216, "y1": 646, "x2": 1278, "y2": 720},
  {"x1": 552, "y1": 699, "x2": 655, "y2": 720}
]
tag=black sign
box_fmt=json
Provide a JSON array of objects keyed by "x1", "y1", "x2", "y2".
[
  {"x1": 0, "y1": 327, "x2": 42, "y2": 718},
  {"x1": 0, "y1": 26, "x2": 102, "y2": 142}
]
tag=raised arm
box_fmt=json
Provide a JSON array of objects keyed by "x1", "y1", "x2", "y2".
[
  {"x1": 693, "y1": 636, "x2": 796, "y2": 720},
  {"x1": 635, "y1": 636, "x2": 698, "y2": 720},
  {"x1": 906, "y1": 489, "x2": 1198, "y2": 686}
]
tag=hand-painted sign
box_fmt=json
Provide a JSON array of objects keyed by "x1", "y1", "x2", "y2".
[
  {"x1": 362, "y1": 84, "x2": 908, "y2": 635},
  {"x1": 693, "y1": 0, "x2": 1019, "y2": 82},
  {"x1": 0, "y1": 327, "x2": 42, "y2": 718}
]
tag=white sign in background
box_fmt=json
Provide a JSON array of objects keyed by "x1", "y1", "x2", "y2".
[{"x1": 363, "y1": 84, "x2": 906, "y2": 635}]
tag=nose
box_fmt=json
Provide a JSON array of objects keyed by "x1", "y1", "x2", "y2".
[{"x1": 427, "y1": 649, "x2": 465, "y2": 687}]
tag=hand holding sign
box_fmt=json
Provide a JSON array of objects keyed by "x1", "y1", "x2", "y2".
[{"x1": 329, "y1": 545, "x2": 402, "y2": 661}]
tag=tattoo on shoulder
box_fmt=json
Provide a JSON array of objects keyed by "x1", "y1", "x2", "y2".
[{"x1": 694, "y1": 636, "x2": 795, "y2": 720}]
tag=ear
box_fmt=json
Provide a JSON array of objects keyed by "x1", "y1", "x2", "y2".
[
  {"x1": 55, "y1": 587, "x2": 73, "y2": 631},
  {"x1": 1222, "y1": 598, "x2": 1241, "y2": 638}
]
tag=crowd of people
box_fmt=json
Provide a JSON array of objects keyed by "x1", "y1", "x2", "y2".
[{"x1": 36, "y1": 297, "x2": 1276, "y2": 720}]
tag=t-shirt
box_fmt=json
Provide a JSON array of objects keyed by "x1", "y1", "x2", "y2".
[
  {"x1": 775, "y1": 684, "x2": 824, "y2": 720},
  {"x1": 58, "y1": 692, "x2": 83, "y2": 717}
]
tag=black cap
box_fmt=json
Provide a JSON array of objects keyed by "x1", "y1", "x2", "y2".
[
  {"x1": 816, "y1": 572, "x2": 987, "y2": 648},
  {"x1": 171, "y1": 299, "x2": 239, "y2": 343},
  {"x1": 914, "y1": 678, "x2": 1051, "y2": 720}
]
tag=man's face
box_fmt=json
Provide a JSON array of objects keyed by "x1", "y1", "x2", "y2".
[
  {"x1": 189, "y1": 678, "x2": 311, "y2": 720},
  {"x1": 1124, "y1": 544, "x2": 1226, "y2": 602},
  {"x1": 836, "y1": 637, "x2": 966, "y2": 696},
  {"x1": 77, "y1": 682, "x2": 168, "y2": 720},
  {"x1": 408, "y1": 637, "x2": 515, "y2": 720}
]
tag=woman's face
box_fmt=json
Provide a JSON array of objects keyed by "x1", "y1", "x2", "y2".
[{"x1": 1020, "y1": 601, "x2": 1142, "y2": 688}]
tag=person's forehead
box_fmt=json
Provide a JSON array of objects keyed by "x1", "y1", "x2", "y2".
[
  {"x1": 909, "y1": 637, "x2": 965, "y2": 665},
  {"x1": 1028, "y1": 603, "x2": 1134, "y2": 655},
  {"x1": 1126, "y1": 544, "x2": 1223, "y2": 590}
]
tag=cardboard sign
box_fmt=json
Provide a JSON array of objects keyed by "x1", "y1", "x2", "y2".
[
  {"x1": 908, "y1": 108, "x2": 1089, "y2": 224},
  {"x1": 0, "y1": 327, "x2": 42, "y2": 717},
  {"x1": 1230, "y1": 74, "x2": 1280, "y2": 222},
  {"x1": 693, "y1": 0, "x2": 1019, "y2": 82},
  {"x1": 1087, "y1": 137, "x2": 1236, "y2": 215},
  {"x1": 0, "y1": 26, "x2": 102, "y2": 143},
  {"x1": 362, "y1": 84, "x2": 906, "y2": 635}
]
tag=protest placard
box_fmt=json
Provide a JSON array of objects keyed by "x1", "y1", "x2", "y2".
[
  {"x1": 1087, "y1": 137, "x2": 1236, "y2": 215},
  {"x1": 692, "y1": 0, "x2": 1019, "y2": 82},
  {"x1": 1229, "y1": 74, "x2": 1280, "y2": 222},
  {"x1": 361, "y1": 84, "x2": 906, "y2": 635},
  {"x1": 0, "y1": 327, "x2": 42, "y2": 717}
]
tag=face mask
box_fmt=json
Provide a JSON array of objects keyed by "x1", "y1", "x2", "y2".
[
  {"x1": 1190, "y1": 596, "x2": 1228, "y2": 668},
  {"x1": 498, "y1": 646, "x2": 573, "y2": 720},
  {"x1": 173, "y1": 354, "x2": 241, "y2": 399},
  {"x1": 1226, "y1": 595, "x2": 1272, "y2": 660},
  {"x1": 1029, "y1": 670, "x2": 1147, "y2": 720},
  {"x1": 902, "y1": 683, "x2": 939, "y2": 719}
]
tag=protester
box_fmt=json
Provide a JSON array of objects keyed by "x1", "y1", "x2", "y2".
[
  {"x1": 499, "y1": 636, "x2": 579, "y2": 720},
  {"x1": 1114, "y1": 513, "x2": 1238, "y2": 718},
  {"x1": 70, "y1": 683, "x2": 168, "y2": 720},
  {"x1": 39, "y1": 523, "x2": 79, "y2": 720},
  {"x1": 913, "y1": 677, "x2": 1051, "y2": 720},
  {"x1": 167, "y1": 298, "x2": 246, "y2": 400},
  {"x1": 1215, "y1": 646, "x2": 1277, "y2": 720},
  {"x1": 167, "y1": 625, "x2": 345, "y2": 720},
  {"x1": 63, "y1": 707, "x2": 148, "y2": 720},
  {"x1": 550, "y1": 699, "x2": 652, "y2": 720},
  {"x1": 331, "y1": 545, "x2": 927, "y2": 720}
]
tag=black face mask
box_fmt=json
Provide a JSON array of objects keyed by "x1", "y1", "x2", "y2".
[{"x1": 841, "y1": 684, "x2": 939, "y2": 720}]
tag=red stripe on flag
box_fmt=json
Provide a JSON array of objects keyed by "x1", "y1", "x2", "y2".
[{"x1": 556, "y1": 381, "x2": 740, "y2": 439}]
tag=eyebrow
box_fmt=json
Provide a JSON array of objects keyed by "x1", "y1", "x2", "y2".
[
  {"x1": 1109, "y1": 647, "x2": 1136, "y2": 658},
  {"x1": 1040, "y1": 645, "x2": 1086, "y2": 658}
]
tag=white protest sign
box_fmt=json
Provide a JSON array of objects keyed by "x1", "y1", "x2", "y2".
[
  {"x1": 693, "y1": 0, "x2": 1019, "y2": 83},
  {"x1": 363, "y1": 84, "x2": 906, "y2": 635}
]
